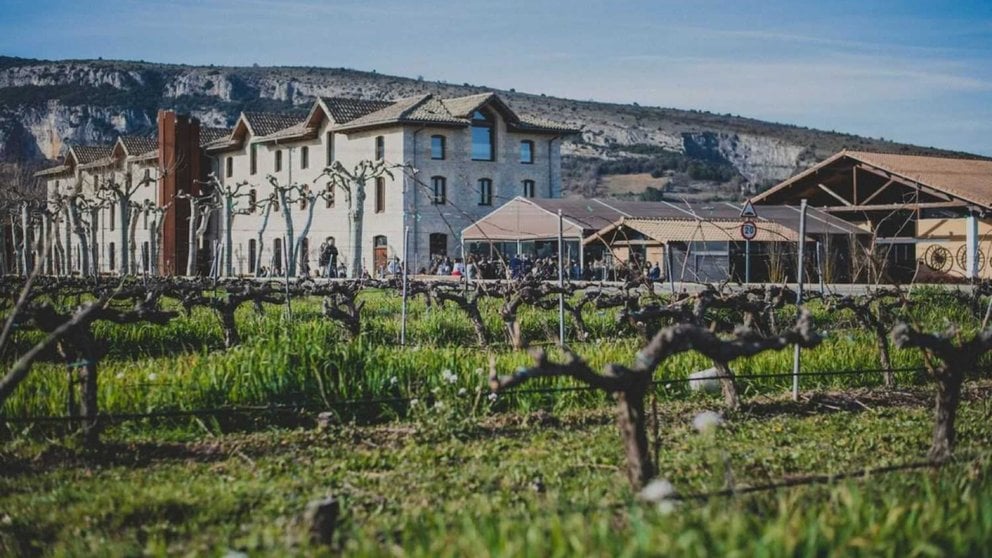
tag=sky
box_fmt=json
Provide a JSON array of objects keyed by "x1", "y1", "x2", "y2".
[{"x1": 1, "y1": 0, "x2": 991, "y2": 155}]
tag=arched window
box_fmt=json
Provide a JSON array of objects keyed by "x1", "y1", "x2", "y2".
[
  {"x1": 248, "y1": 239, "x2": 257, "y2": 274},
  {"x1": 274, "y1": 150, "x2": 283, "y2": 172},
  {"x1": 375, "y1": 136, "x2": 385, "y2": 160},
  {"x1": 225, "y1": 156, "x2": 233, "y2": 177},
  {"x1": 522, "y1": 179, "x2": 536, "y2": 198},
  {"x1": 471, "y1": 109, "x2": 495, "y2": 161},
  {"x1": 273, "y1": 238, "x2": 283, "y2": 275},
  {"x1": 520, "y1": 140, "x2": 534, "y2": 164},
  {"x1": 431, "y1": 176, "x2": 446, "y2": 205},
  {"x1": 375, "y1": 177, "x2": 386, "y2": 213},
  {"x1": 478, "y1": 178, "x2": 493, "y2": 206},
  {"x1": 429, "y1": 233, "x2": 448, "y2": 257},
  {"x1": 300, "y1": 146, "x2": 309, "y2": 169},
  {"x1": 431, "y1": 135, "x2": 446, "y2": 160}
]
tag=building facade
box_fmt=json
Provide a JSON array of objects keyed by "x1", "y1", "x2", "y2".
[{"x1": 35, "y1": 92, "x2": 576, "y2": 277}]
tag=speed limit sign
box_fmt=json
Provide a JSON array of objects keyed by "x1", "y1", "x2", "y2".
[{"x1": 740, "y1": 220, "x2": 757, "y2": 240}]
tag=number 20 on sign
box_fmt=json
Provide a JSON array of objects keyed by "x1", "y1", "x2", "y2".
[{"x1": 740, "y1": 220, "x2": 757, "y2": 241}]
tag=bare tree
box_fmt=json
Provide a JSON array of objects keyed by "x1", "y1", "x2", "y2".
[
  {"x1": 891, "y1": 322, "x2": 992, "y2": 460},
  {"x1": 321, "y1": 161, "x2": 395, "y2": 279},
  {"x1": 490, "y1": 311, "x2": 821, "y2": 489}
]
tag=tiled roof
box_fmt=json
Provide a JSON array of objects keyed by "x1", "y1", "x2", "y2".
[
  {"x1": 441, "y1": 93, "x2": 495, "y2": 118},
  {"x1": 754, "y1": 150, "x2": 992, "y2": 210},
  {"x1": 335, "y1": 94, "x2": 465, "y2": 131},
  {"x1": 71, "y1": 145, "x2": 114, "y2": 165},
  {"x1": 34, "y1": 164, "x2": 71, "y2": 178},
  {"x1": 242, "y1": 112, "x2": 308, "y2": 137},
  {"x1": 119, "y1": 136, "x2": 158, "y2": 156},
  {"x1": 320, "y1": 97, "x2": 394, "y2": 124},
  {"x1": 511, "y1": 116, "x2": 581, "y2": 134},
  {"x1": 618, "y1": 218, "x2": 805, "y2": 243},
  {"x1": 846, "y1": 151, "x2": 992, "y2": 209},
  {"x1": 200, "y1": 127, "x2": 232, "y2": 146}
]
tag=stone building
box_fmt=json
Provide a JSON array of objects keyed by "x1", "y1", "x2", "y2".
[{"x1": 34, "y1": 92, "x2": 576, "y2": 276}]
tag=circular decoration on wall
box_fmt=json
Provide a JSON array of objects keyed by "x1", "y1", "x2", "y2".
[
  {"x1": 924, "y1": 245, "x2": 952, "y2": 272},
  {"x1": 955, "y1": 245, "x2": 987, "y2": 272}
]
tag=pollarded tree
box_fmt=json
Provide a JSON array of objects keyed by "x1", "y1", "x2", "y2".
[
  {"x1": 178, "y1": 186, "x2": 222, "y2": 276},
  {"x1": 320, "y1": 160, "x2": 395, "y2": 279},
  {"x1": 197, "y1": 174, "x2": 253, "y2": 277},
  {"x1": 94, "y1": 166, "x2": 158, "y2": 275}
]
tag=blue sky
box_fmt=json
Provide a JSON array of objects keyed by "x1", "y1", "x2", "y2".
[{"x1": 2, "y1": 0, "x2": 990, "y2": 154}]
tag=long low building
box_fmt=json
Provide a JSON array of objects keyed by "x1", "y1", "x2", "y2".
[
  {"x1": 753, "y1": 150, "x2": 992, "y2": 282},
  {"x1": 462, "y1": 197, "x2": 868, "y2": 282}
]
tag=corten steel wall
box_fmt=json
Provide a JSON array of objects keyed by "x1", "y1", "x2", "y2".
[{"x1": 158, "y1": 111, "x2": 202, "y2": 275}]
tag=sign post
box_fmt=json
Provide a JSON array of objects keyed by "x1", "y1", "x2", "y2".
[{"x1": 740, "y1": 200, "x2": 758, "y2": 285}]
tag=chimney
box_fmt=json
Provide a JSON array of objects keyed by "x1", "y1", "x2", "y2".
[{"x1": 158, "y1": 110, "x2": 202, "y2": 275}]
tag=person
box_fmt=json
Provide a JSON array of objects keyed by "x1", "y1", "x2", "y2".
[
  {"x1": 387, "y1": 257, "x2": 400, "y2": 277},
  {"x1": 319, "y1": 237, "x2": 338, "y2": 278},
  {"x1": 648, "y1": 262, "x2": 661, "y2": 281},
  {"x1": 336, "y1": 262, "x2": 347, "y2": 279},
  {"x1": 452, "y1": 258, "x2": 465, "y2": 276}
]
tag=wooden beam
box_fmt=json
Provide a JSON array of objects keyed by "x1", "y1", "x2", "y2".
[
  {"x1": 860, "y1": 178, "x2": 897, "y2": 205},
  {"x1": 852, "y1": 165, "x2": 858, "y2": 205},
  {"x1": 817, "y1": 183, "x2": 853, "y2": 206},
  {"x1": 823, "y1": 201, "x2": 968, "y2": 213},
  {"x1": 855, "y1": 164, "x2": 953, "y2": 202}
]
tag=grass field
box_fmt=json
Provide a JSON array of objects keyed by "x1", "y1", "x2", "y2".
[{"x1": 1, "y1": 287, "x2": 990, "y2": 556}]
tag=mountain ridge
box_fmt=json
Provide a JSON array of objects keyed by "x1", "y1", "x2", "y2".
[{"x1": 0, "y1": 55, "x2": 983, "y2": 198}]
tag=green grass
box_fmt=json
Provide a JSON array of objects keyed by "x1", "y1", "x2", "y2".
[
  {"x1": 1, "y1": 289, "x2": 991, "y2": 555},
  {"x1": 2, "y1": 390, "x2": 992, "y2": 556}
]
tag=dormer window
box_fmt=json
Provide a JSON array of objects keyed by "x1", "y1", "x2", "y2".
[{"x1": 471, "y1": 109, "x2": 495, "y2": 161}]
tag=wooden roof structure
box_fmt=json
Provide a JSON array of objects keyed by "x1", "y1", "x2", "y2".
[{"x1": 753, "y1": 150, "x2": 992, "y2": 214}]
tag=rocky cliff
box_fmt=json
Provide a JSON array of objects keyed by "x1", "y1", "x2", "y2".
[{"x1": 0, "y1": 56, "x2": 977, "y2": 197}]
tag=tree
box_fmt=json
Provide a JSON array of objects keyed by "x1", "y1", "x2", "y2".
[
  {"x1": 199, "y1": 174, "x2": 253, "y2": 277},
  {"x1": 321, "y1": 161, "x2": 395, "y2": 279}
]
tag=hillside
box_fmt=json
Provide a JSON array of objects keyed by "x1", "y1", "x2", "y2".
[{"x1": 0, "y1": 55, "x2": 980, "y2": 199}]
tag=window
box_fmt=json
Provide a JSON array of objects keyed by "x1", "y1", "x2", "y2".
[
  {"x1": 325, "y1": 132, "x2": 334, "y2": 166},
  {"x1": 300, "y1": 146, "x2": 309, "y2": 169},
  {"x1": 471, "y1": 109, "x2": 495, "y2": 161},
  {"x1": 143, "y1": 211, "x2": 149, "y2": 230},
  {"x1": 143, "y1": 168, "x2": 151, "y2": 182},
  {"x1": 520, "y1": 140, "x2": 534, "y2": 164},
  {"x1": 225, "y1": 157, "x2": 233, "y2": 178},
  {"x1": 248, "y1": 239, "x2": 257, "y2": 274},
  {"x1": 275, "y1": 150, "x2": 283, "y2": 172},
  {"x1": 272, "y1": 195, "x2": 280, "y2": 212},
  {"x1": 109, "y1": 242, "x2": 116, "y2": 271},
  {"x1": 522, "y1": 179, "x2": 536, "y2": 198},
  {"x1": 429, "y1": 233, "x2": 448, "y2": 257},
  {"x1": 250, "y1": 144, "x2": 257, "y2": 175},
  {"x1": 110, "y1": 204, "x2": 116, "y2": 231},
  {"x1": 431, "y1": 135, "x2": 446, "y2": 160},
  {"x1": 299, "y1": 195, "x2": 307, "y2": 210},
  {"x1": 478, "y1": 178, "x2": 493, "y2": 206},
  {"x1": 375, "y1": 177, "x2": 385, "y2": 213},
  {"x1": 249, "y1": 189, "x2": 257, "y2": 213},
  {"x1": 273, "y1": 238, "x2": 283, "y2": 274},
  {"x1": 375, "y1": 136, "x2": 385, "y2": 160},
  {"x1": 431, "y1": 176, "x2": 446, "y2": 205},
  {"x1": 326, "y1": 185, "x2": 335, "y2": 208},
  {"x1": 141, "y1": 242, "x2": 150, "y2": 272}
]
